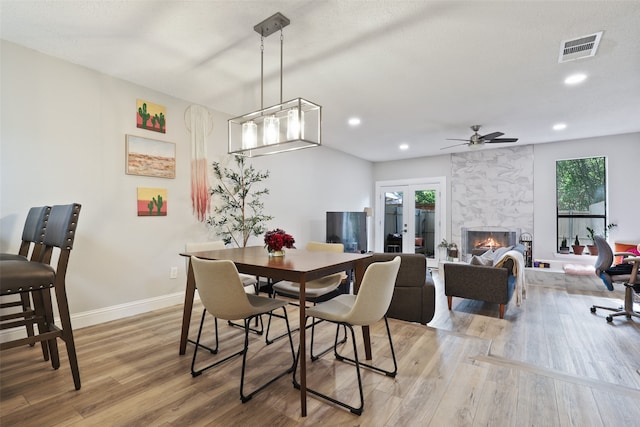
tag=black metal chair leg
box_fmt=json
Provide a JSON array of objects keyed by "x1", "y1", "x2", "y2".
[
  {"x1": 334, "y1": 317, "x2": 398, "y2": 377},
  {"x1": 191, "y1": 312, "x2": 242, "y2": 377},
  {"x1": 240, "y1": 308, "x2": 296, "y2": 402},
  {"x1": 294, "y1": 321, "x2": 365, "y2": 415},
  {"x1": 228, "y1": 315, "x2": 264, "y2": 335}
]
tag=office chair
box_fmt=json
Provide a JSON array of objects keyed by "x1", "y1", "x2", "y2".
[
  {"x1": 293, "y1": 256, "x2": 401, "y2": 415},
  {"x1": 189, "y1": 257, "x2": 295, "y2": 402},
  {"x1": 590, "y1": 235, "x2": 640, "y2": 323}
]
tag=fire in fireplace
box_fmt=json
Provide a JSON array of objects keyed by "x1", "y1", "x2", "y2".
[{"x1": 461, "y1": 227, "x2": 520, "y2": 261}]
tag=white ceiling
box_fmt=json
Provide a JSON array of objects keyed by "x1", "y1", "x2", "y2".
[{"x1": 2, "y1": 0, "x2": 639, "y2": 162}]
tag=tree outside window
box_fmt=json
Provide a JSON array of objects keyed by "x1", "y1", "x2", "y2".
[{"x1": 556, "y1": 157, "x2": 607, "y2": 253}]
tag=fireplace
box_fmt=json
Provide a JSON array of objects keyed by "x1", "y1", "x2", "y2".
[{"x1": 461, "y1": 227, "x2": 520, "y2": 262}]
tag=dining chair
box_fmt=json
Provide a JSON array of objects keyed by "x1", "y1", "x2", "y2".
[
  {"x1": 265, "y1": 241, "x2": 348, "y2": 358},
  {"x1": 189, "y1": 257, "x2": 296, "y2": 402},
  {"x1": 0, "y1": 205, "x2": 51, "y2": 359},
  {"x1": 186, "y1": 241, "x2": 262, "y2": 340},
  {"x1": 186, "y1": 241, "x2": 259, "y2": 293},
  {"x1": 590, "y1": 235, "x2": 640, "y2": 323},
  {"x1": 0, "y1": 203, "x2": 82, "y2": 390},
  {"x1": 293, "y1": 256, "x2": 401, "y2": 415}
]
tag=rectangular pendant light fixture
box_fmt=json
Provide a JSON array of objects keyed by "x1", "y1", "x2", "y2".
[{"x1": 228, "y1": 13, "x2": 322, "y2": 157}]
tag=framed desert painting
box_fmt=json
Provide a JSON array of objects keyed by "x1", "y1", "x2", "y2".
[{"x1": 126, "y1": 135, "x2": 176, "y2": 179}]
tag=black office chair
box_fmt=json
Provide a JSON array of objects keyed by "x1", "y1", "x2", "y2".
[{"x1": 590, "y1": 235, "x2": 640, "y2": 323}]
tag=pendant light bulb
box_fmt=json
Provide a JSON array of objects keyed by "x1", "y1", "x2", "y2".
[
  {"x1": 287, "y1": 108, "x2": 304, "y2": 140},
  {"x1": 242, "y1": 120, "x2": 258, "y2": 149},
  {"x1": 263, "y1": 115, "x2": 280, "y2": 145}
]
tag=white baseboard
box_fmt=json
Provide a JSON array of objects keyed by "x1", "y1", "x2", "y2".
[{"x1": 1, "y1": 291, "x2": 199, "y2": 343}]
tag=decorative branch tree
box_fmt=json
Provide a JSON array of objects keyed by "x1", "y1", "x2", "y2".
[{"x1": 206, "y1": 156, "x2": 273, "y2": 247}]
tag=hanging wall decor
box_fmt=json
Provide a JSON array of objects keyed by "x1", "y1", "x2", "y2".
[
  {"x1": 137, "y1": 99, "x2": 167, "y2": 133},
  {"x1": 126, "y1": 134, "x2": 176, "y2": 178},
  {"x1": 137, "y1": 187, "x2": 168, "y2": 216},
  {"x1": 184, "y1": 105, "x2": 213, "y2": 222}
]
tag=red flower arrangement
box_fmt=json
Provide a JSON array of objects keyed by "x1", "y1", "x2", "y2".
[{"x1": 264, "y1": 228, "x2": 296, "y2": 252}]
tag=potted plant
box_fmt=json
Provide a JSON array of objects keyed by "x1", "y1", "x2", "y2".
[
  {"x1": 438, "y1": 239, "x2": 449, "y2": 260},
  {"x1": 572, "y1": 235, "x2": 584, "y2": 255},
  {"x1": 585, "y1": 227, "x2": 597, "y2": 256},
  {"x1": 586, "y1": 223, "x2": 618, "y2": 256},
  {"x1": 207, "y1": 156, "x2": 273, "y2": 247},
  {"x1": 559, "y1": 236, "x2": 570, "y2": 254},
  {"x1": 264, "y1": 228, "x2": 295, "y2": 256}
]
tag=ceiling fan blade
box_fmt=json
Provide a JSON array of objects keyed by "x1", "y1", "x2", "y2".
[
  {"x1": 480, "y1": 131, "x2": 504, "y2": 141},
  {"x1": 440, "y1": 142, "x2": 469, "y2": 150},
  {"x1": 487, "y1": 138, "x2": 519, "y2": 143},
  {"x1": 445, "y1": 138, "x2": 470, "y2": 141}
]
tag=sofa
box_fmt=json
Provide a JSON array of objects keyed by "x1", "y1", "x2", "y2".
[
  {"x1": 443, "y1": 245, "x2": 525, "y2": 319},
  {"x1": 361, "y1": 253, "x2": 435, "y2": 325}
]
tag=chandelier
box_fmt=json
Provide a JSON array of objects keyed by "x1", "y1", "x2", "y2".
[{"x1": 228, "y1": 13, "x2": 322, "y2": 157}]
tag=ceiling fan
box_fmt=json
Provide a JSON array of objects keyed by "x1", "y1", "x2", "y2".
[{"x1": 441, "y1": 125, "x2": 519, "y2": 150}]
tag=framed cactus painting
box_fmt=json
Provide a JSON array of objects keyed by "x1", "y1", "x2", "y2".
[
  {"x1": 126, "y1": 135, "x2": 176, "y2": 178},
  {"x1": 137, "y1": 187, "x2": 168, "y2": 216},
  {"x1": 136, "y1": 99, "x2": 166, "y2": 133}
]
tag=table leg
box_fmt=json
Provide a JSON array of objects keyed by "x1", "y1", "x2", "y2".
[
  {"x1": 354, "y1": 260, "x2": 373, "y2": 360},
  {"x1": 179, "y1": 259, "x2": 196, "y2": 355},
  {"x1": 299, "y1": 276, "x2": 307, "y2": 416}
]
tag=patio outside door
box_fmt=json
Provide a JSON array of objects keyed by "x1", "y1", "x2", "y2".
[{"x1": 376, "y1": 179, "x2": 445, "y2": 268}]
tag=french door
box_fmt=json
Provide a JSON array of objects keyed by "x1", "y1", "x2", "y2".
[{"x1": 375, "y1": 178, "x2": 446, "y2": 268}]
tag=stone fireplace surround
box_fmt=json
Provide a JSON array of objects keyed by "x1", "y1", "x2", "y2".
[{"x1": 450, "y1": 146, "x2": 534, "y2": 263}]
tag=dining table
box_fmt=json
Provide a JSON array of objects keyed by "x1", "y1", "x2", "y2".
[{"x1": 179, "y1": 245, "x2": 373, "y2": 417}]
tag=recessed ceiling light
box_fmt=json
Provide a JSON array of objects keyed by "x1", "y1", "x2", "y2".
[
  {"x1": 399, "y1": 143, "x2": 409, "y2": 150},
  {"x1": 553, "y1": 123, "x2": 567, "y2": 131},
  {"x1": 564, "y1": 73, "x2": 587, "y2": 85},
  {"x1": 348, "y1": 117, "x2": 361, "y2": 126}
]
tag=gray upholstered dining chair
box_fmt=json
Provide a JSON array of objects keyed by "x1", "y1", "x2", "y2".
[
  {"x1": 0, "y1": 203, "x2": 82, "y2": 390},
  {"x1": 189, "y1": 257, "x2": 296, "y2": 403},
  {"x1": 0, "y1": 206, "x2": 50, "y2": 357},
  {"x1": 293, "y1": 256, "x2": 401, "y2": 415},
  {"x1": 265, "y1": 241, "x2": 348, "y2": 357},
  {"x1": 186, "y1": 241, "x2": 262, "y2": 339},
  {"x1": 590, "y1": 235, "x2": 640, "y2": 323}
]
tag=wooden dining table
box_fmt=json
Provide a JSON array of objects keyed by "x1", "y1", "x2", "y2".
[{"x1": 179, "y1": 245, "x2": 373, "y2": 417}]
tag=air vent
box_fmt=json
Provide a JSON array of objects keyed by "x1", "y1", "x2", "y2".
[{"x1": 558, "y1": 31, "x2": 603, "y2": 63}]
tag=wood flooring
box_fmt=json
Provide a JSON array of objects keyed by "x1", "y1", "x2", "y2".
[{"x1": 1, "y1": 273, "x2": 639, "y2": 426}]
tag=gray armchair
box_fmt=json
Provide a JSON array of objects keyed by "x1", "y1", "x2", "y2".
[
  {"x1": 362, "y1": 253, "x2": 435, "y2": 325},
  {"x1": 444, "y1": 245, "x2": 525, "y2": 319}
]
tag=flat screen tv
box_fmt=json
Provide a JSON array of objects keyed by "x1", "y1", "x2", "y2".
[{"x1": 326, "y1": 211, "x2": 367, "y2": 253}]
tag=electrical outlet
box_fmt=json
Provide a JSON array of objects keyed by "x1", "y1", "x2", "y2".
[{"x1": 170, "y1": 266, "x2": 178, "y2": 279}]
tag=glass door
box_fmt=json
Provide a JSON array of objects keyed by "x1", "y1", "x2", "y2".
[{"x1": 377, "y1": 179, "x2": 444, "y2": 268}]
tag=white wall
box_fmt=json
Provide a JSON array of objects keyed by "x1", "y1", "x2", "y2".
[{"x1": 0, "y1": 41, "x2": 372, "y2": 328}]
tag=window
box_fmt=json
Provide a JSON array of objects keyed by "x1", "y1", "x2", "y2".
[{"x1": 556, "y1": 157, "x2": 607, "y2": 253}]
